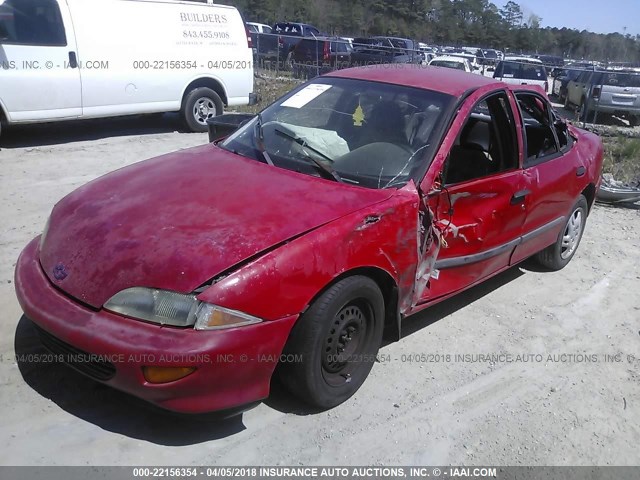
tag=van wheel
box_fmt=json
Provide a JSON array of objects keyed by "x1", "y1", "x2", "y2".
[
  {"x1": 182, "y1": 87, "x2": 223, "y2": 132},
  {"x1": 535, "y1": 195, "x2": 588, "y2": 271},
  {"x1": 279, "y1": 276, "x2": 384, "y2": 409}
]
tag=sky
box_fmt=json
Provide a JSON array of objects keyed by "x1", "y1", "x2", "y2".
[{"x1": 490, "y1": 0, "x2": 640, "y2": 36}]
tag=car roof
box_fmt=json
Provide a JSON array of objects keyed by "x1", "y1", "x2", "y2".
[
  {"x1": 504, "y1": 56, "x2": 543, "y2": 64},
  {"x1": 325, "y1": 64, "x2": 500, "y2": 97}
]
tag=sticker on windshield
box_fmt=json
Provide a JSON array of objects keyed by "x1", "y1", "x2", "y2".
[{"x1": 281, "y1": 84, "x2": 332, "y2": 108}]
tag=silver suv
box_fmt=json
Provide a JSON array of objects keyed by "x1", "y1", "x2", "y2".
[{"x1": 565, "y1": 70, "x2": 640, "y2": 125}]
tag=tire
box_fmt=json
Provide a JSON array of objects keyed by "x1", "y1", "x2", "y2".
[
  {"x1": 535, "y1": 195, "x2": 588, "y2": 271},
  {"x1": 181, "y1": 87, "x2": 223, "y2": 133},
  {"x1": 279, "y1": 275, "x2": 385, "y2": 409},
  {"x1": 629, "y1": 116, "x2": 638, "y2": 127},
  {"x1": 578, "y1": 99, "x2": 590, "y2": 122},
  {"x1": 285, "y1": 51, "x2": 294, "y2": 71}
]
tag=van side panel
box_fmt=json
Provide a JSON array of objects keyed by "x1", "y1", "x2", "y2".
[
  {"x1": 66, "y1": 0, "x2": 253, "y2": 118},
  {"x1": 0, "y1": 0, "x2": 82, "y2": 122}
]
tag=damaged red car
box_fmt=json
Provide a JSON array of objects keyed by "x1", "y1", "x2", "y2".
[{"x1": 15, "y1": 65, "x2": 603, "y2": 414}]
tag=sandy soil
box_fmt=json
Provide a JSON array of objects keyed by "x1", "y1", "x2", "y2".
[{"x1": 0, "y1": 115, "x2": 639, "y2": 466}]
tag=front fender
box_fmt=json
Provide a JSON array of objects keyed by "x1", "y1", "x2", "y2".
[{"x1": 197, "y1": 184, "x2": 422, "y2": 321}]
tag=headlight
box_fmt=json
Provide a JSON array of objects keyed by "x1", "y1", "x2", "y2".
[
  {"x1": 104, "y1": 287, "x2": 262, "y2": 330},
  {"x1": 104, "y1": 287, "x2": 199, "y2": 327}
]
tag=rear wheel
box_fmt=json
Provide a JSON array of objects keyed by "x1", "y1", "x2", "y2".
[
  {"x1": 279, "y1": 276, "x2": 385, "y2": 409},
  {"x1": 578, "y1": 99, "x2": 591, "y2": 122},
  {"x1": 181, "y1": 87, "x2": 223, "y2": 133},
  {"x1": 536, "y1": 195, "x2": 588, "y2": 271}
]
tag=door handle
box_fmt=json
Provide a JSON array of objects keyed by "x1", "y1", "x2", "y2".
[
  {"x1": 68, "y1": 51, "x2": 78, "y2": 69},
  {"x1": 510, "y1": 189, "x2": 531, "y2": 205},
  {"x1": 576, "y1": 166, "x2": 586, "y2": 177}
]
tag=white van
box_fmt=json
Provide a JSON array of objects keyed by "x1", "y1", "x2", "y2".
[{"x1": 0, "y1": 0, "x2": 256, "y2": 134}]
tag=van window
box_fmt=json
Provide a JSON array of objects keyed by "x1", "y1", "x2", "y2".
[{"x1": 0, "y1": 0, "x2": 66, "y2": 46}]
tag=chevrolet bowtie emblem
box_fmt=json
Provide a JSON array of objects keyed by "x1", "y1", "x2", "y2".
[{"x1": 53, "y1": 263, "x2": 68, "y2": 281}]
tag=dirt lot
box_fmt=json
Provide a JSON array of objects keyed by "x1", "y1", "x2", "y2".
[{"x1": 0, "y1": 114, "x2": 639, "y2": 466}]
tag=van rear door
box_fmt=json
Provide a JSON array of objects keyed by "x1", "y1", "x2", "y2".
[{"x1": 0, "y1": 0, "x2": 82, "y2": 121}]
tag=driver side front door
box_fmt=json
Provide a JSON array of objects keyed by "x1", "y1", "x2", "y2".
[{"x1": 415, "y1": 89, "x2": 527, "y2": 305}]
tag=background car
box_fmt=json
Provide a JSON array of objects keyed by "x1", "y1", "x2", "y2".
[
  {"x1": 565, "y1": 69, "x2": 640, "y2": 125},
  {"x1": 291, "y1": 37, "x2": 352, "y2": 79},
  {"x1": 553, "y1": 67, "x2": 589, "y2": 102},
  {"x1": 246, "y1": 22, "x2": 272, "y2": 34},
  {"x1": 493, "y1": 58, "x2": 548, "y2": 92},
  {"x1": 429, "y1": 55, "x2": 472, "y2": 73}
]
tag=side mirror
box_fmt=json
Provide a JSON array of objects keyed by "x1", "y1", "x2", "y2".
[{"x1": 207, "y1": 113, "x2": 257, "y2": 142}]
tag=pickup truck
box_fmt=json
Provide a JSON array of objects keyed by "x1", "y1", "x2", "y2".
[
  {"x1": 253, "y1": 22, "x2": 322, "y2": 68},
  {"x1": 350, "y1": 36, "x2": 423, "y2": 66}
]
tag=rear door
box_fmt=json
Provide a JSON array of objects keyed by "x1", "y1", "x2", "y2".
[
  {"x1": 417, "y1": 89, "x2": 527, "y2": 303},
  {"x1": 510, "y1": 90, "x2": 581, "y2": 263},
  {"x1": 0, "y1": 0, "x2": 82, "y2": 121}
]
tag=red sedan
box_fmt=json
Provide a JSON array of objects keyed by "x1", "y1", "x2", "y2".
[{"x1": 15, "y1": 65, "x2": 603, "y2": 414}]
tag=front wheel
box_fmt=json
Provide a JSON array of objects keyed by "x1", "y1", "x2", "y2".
[
  {"x1": 536, "y1": 195, "x2": 588, "y2": 270},
  {"x1": 279, "y1": 276, "x2": 385, "y2": 409},
  {"x1": 181, "y1": 87, "x2": 223, "y2": 132}
]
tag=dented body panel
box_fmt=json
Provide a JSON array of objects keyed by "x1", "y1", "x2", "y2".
[{"x1": 15, "y1": 65, "x2": 604, "y2": 413}]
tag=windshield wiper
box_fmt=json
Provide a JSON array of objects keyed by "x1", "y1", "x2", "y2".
[
  {"x1": 274, "y1": 127, "x2": 344, "y2": 183},
  {"x1": 253, "y1": 113, "x2": 274, "y2": 166}
]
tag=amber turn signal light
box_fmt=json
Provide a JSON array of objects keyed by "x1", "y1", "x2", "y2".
[{"x1": 142, "y1": 366, "x2": 196, "y2": 384}]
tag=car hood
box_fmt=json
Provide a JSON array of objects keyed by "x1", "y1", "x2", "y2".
[{"x1": 39, "y1": 144, "x2": 393, "y2": 308}]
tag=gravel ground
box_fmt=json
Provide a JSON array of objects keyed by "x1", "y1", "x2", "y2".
[{"x1": 0, "y1": 114, "x2": 639, "y2": 466}]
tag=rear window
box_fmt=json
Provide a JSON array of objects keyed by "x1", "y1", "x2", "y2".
[
  {"x1": 0, "y1": 0, "x2": 67, "y2": 46},
  {"x1": 431, "y1": 61, "x2": 465, "y2": 70},
  {"x1": 601, "y1": 72, "x2": 640, "y2": 88},
  {"x1": 273, "y1": 23, "x2": 303, "y2": 36},
  {"x1": 497, "y1": 61, "x2": 546, "y2": 80}
]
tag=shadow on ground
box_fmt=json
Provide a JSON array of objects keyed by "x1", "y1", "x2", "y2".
[
  {"x1": 14, "y1": 315, "x2": 245, "y2": 445},
  {"x1": 0, "y1": 114, "x2": 186, "y2": 149}
]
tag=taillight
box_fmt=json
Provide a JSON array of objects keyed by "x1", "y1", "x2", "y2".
[
  {"x1": 323, "y1": 42, "x2": 330, "y2": 63},
  {"x1": 592, "y1": 86, "x2": 601, "y2": 99},
  {"x1": 245, "y1": 26, "x2": 253, "y2": 49},
  {"x1": 278, "y1": 36, "x2": 284, "y2": 48}
]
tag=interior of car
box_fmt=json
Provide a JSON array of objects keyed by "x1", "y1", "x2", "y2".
[{"x1": 443, "y1": 92, "x2": 517, "y2": 184}]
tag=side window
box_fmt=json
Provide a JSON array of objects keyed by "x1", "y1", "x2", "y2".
[
  {"x1": 444, "y1": 92, "x2": 518, "y2": 185},
  {"x1": 516, "y1": 93, "x2": 561, "y2": 164},
  {"x1": 0, "y1": 0, "x2": 67, "y2": 46}
]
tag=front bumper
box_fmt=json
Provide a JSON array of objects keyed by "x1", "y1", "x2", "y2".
[{"x1": 14, "y1": 237, "x2": 298, "y2": 414}]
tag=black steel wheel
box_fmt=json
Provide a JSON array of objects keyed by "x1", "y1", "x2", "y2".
[{"x1": 279, "y1": 275, "x2": 384, "y2": 409}]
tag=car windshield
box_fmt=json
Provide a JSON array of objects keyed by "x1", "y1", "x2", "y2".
[{"x1": 220, "y1": 77, "x2": 453, "y2": 189}]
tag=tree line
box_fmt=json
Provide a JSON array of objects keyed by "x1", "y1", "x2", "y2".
[{"x1": 211, "y1": 0, "x2": 640, "y2": 63}]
